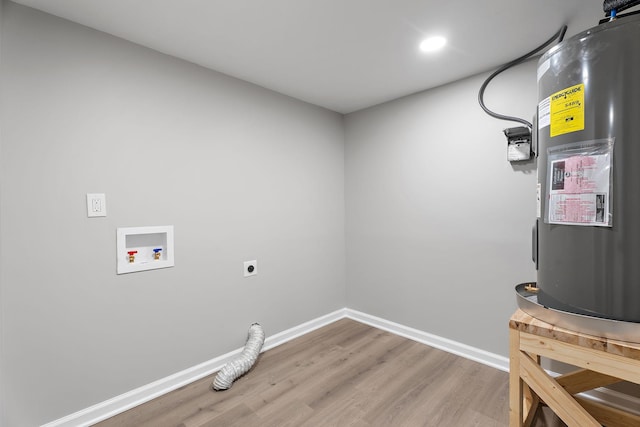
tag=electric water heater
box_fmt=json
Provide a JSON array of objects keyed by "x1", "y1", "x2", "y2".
[{"x1": 536, "y1": 13, "x2": 640, "y2": 322}]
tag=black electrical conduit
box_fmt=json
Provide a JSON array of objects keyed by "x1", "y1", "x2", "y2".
[{"x1": 477, "y1": 25, "x2": 567, "y2": 129}]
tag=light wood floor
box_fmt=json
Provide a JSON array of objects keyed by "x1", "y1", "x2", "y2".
[{"x1": 96, "y1": 318, "x2": 564, "y2": 427}]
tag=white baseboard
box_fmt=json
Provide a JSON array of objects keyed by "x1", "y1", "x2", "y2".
[
  {"x1": 344, "y1": 309, "x2": 640, "y2": 416},
  {"x1": 42, "y1": 307, "x2": 640, "y2": 426},
  {"x1": 42, "y1": 309, "x2": 347, "y2": 427},
  {"x1": 344, "y1": 309, "x2": 510, "y2": 372},
  {"x1": 41, "y1": 345, "x2": 247, "y2": 427},
  {"x1": 262, "y1": 308, "x2": 347, "y2": 352}
]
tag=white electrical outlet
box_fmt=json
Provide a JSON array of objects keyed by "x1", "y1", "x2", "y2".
[
  {"x1": 244, "y1": 260, "x2": 257, "y2": 277},
  {"x1": 87, "y1": 193, "x2": 107, "y2": 217}
]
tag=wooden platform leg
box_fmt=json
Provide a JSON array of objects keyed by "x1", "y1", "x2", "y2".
[
  {"x1": 510, "y1": 309, "x2": 640, "y2": 427},
  {"x1": 522, "y1": 352, "x2": 541, "y2": 427},
  {"x1": 509, "y1": 327, "x2": 523, "y2": 427},
  {"x1": 522, "y1": 384, "x2": 540, "y2": 427},
  {"x1": 519, "y1": 352, "x2": 600, "y2": 426}
]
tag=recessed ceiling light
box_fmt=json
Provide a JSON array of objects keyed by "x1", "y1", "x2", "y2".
[{"x1": 419, "y1": 36, "x2": 447, "y2": 52}]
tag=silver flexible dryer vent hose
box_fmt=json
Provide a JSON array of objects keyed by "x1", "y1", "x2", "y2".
[{"x1": 213, "y1": 323, "x2": 265, "y2": 391}]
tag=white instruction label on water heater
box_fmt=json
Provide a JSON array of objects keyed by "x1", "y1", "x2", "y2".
[
  {"x1": 538, "y1": 97, "x2": 550, "y2": 129},
  {"x1": 537, "y1": 58, "x2": 550, "y2": 82},
  {"x1": 547, "y1": 154, "x2": 611, "y2": 226}
]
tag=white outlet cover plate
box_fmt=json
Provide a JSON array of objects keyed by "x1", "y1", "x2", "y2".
[
  {"x1": 244, "y1": 260, "x2": 257, "y2": 277},
  {"x1": 87, "y1": 193, "x2": 106, "y2": 217}
]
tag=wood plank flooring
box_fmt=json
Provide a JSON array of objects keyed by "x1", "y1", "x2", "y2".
[{"x1": 95, "y1": 318, "x2": 563, "y2": 427}]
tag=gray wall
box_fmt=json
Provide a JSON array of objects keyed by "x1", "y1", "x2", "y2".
[
  {"x1": 0, "y1": 1, "x2": 553, "y2": 425},
  {"x1": 0, "y1": 2, "x2": 345, "y2": 425},
  {"x1": 345, "y1": 61, "x2": 538, "y2": 356}
]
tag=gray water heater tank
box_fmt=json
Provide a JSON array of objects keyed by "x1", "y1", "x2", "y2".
[{"x1": 536, "y1": 14, "x2": 640, "y2": 322}]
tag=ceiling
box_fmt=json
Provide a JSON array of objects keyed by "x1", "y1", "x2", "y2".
[{"x1": 11, "y1": 0, "x2": 608, "y2": 114}]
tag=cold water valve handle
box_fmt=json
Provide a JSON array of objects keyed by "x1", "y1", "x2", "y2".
[
  {"x1": 153, "y1": 248, "x2": 162, "y2": 260},
  {"x1": 603, "y1": 0, "x2": 640, "y2": 16},
  {"x1": 127, "y1": 251, "x2": 138, "y2": 263}
]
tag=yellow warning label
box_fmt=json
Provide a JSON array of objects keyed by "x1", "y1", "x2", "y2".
[{"x1": 550, "y1": 83, "x2": 585, "y2": 137}]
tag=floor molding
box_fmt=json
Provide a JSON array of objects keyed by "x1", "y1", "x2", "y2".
[
  {"x1": 42, "y1": 344, "x2": 245, "y2": 427},
  {"x1": 262, "y1": 308, "x2": 348, "y2": 352},
  {"x1": 42, "y1": 309, "x2": 347, "y2": 427},
  {"x1": 42, "y1": 307, "x2": 640, "y2": 426},
  {"x1": 344, "y1": 309, "x2": 510, "y2": 372},
  {"x1": 344, "y1": 310, "x2": 640, "y2": 416}
]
